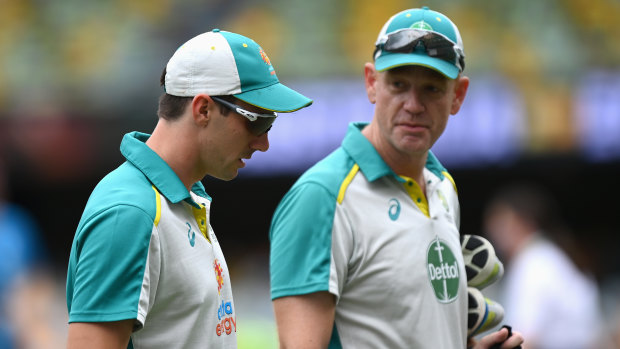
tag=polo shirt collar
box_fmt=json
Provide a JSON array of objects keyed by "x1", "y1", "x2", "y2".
[
  {"x1": 341, "y1": 122, "x2": 447, "y2": 182},
  {"x1": 342, "y1": 122, "x2": 395, "y2": 182},
  {"x1": 120, "y1": 132, "x2": 209, "y2": 206}
]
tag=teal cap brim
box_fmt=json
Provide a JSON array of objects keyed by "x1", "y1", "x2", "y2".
[
  {"x1": 234, "y1": 82, "x2": 313, "y2": 113},
  {"x1": 375, "y1": 52, "x2": 459, "y2": 79}
]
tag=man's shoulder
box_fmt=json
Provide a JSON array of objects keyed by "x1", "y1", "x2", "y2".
[
  {"x1": 293, "y1": 147, "x2": 357, "y2": 195},
  {"x1": 98, "y1": 161, "x2": 153, "y2": 195},
  {"x1": 82, "y1": 162, "x2": 158, "y2": 222}
]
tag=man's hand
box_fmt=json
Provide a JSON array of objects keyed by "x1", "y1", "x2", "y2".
[{"x1": 469, "y1": 326, "x2": 524, "y2": 349}]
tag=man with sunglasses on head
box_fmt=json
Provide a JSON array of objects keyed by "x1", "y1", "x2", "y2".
[
  {"x1": 66, "y1": 29, "x2": 312, "y2": 349},
  {"x1": 269, "y1": 7, "x2": 524, "y2": 349}
]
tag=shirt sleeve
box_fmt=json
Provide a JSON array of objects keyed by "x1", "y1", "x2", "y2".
[
  {"x1": 269, "y1": 182, "x2": 338, "y2": 300},
  {"x1": 67, "y1": 204, "x2": 157, "y2": 323}
]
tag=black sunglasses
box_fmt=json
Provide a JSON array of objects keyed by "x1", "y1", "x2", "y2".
[
  {"x1": 374, "y1": 28, "x2": 465, "y2": 72},
  {"x1": 211, "y1": 96, "x2": 277, "y2": 136}
]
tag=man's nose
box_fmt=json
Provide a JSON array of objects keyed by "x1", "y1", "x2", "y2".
[
  {"x1": 403, "y1": 90, "x2": 425, "y2": 114},
  {"x1": 252, "y1": 132, "x2": 270, "y2": 152}
]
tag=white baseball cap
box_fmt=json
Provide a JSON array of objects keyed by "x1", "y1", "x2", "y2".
[{"x1": 165, "y1": 29, "x2": 312, "y2": 112}]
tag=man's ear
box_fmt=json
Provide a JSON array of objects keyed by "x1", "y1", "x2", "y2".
[
  {"x1": 450, "y1": 75, "x2": 469, "y2": 115},
  {"x1": 364, "y1": 62, "x2": 378, "y2": 104},
  {"x1": 192, "y1": 94, "x2": 212, "y2": 126}
]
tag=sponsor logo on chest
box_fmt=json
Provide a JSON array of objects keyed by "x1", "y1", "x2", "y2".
[
  {"x1": 426, "y1": 237, "x2": 460, "y2": 303},
  {"x1": 216, "y1": 300, "x2": 236, "y2": 336}
]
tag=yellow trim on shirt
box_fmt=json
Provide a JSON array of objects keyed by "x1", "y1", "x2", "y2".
[
  {"x1": 338, "y1": 164, "x2": 359, "y2": 204},
  {"x1": 442, "y1": 171, "x2": 458, "y2": 194},
  {"x1": 192, "y1": 204, "x2": 210, "y2": 243},
  {"x1": 152, "y1": 186, "x2": 161, "y2": 227},
  {"x1": 400, "y1": 175, "x2": 430, "y2": 217}
]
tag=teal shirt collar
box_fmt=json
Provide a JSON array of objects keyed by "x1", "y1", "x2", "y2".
[
  {"x1": 120, "y1": 132, "x2": 210, "y2": 206},
  {"x1": 341, "y1": 122, "x2": 447, "y2": 182}
]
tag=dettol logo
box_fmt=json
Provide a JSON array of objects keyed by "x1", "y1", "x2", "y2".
[{"x1": 426, "y1": 237, "x2": 460, "y2": 303}]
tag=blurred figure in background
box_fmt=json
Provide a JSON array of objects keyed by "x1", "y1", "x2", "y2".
[
  {"x1": 483, "y1": 183, "x2": 605, "y2": 349},
  {"x1": 0, "y1": 157, "x2": 67, "y2": 348},
  {"x1": 0, "y1": 157, "x2": 43, "y2": 346}
]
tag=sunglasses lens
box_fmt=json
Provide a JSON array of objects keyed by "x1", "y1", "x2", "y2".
[
  {"x1": 212, "y1": 97, "x2": 277, "y2": 136},
  {"x1": 247, "y1": 117, "x2": 276, "y2": 136},
  {"x1": 383, "y1": 29, "x2": 460, "y2": 66},
  {"x1": 386, "y1": 31, "x2": 422, "y2": 51}
]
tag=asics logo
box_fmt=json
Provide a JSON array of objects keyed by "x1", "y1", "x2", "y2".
[
  {"x1": 388, "y1": 198, "x2": 401, "y2": 221},
  {"x1": 186, "y1": 222, "x2": 196, "y2": 247}
]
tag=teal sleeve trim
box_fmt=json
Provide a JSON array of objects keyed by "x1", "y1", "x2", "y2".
[
  {"x1": 269, "y1": 182, "x2": 336, "y2": 300},
  {"x1": 67, "y1": 204, "x2": 154, "y2": 323}
]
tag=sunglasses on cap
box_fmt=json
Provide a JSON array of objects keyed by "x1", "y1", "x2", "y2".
[
  {"x1": 211, "y1": 96, "x2": 277, "y2": 136},
  {"x1": 374, "y1": 28, "x2": 465, "y2": 72}
]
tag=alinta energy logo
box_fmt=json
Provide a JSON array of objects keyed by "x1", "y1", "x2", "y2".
[
  {"x1": 216, "y1": 300, "x2": 236, "y2": 336},
  {"x1": 214, "y1": 258, "x2": 236, "y2": 337},
  {"x1": 426, "y1": 237, "x2": 460, "y2": 303},
  {"x1": 214, "y1": 259, "x2": 224, "y2": 295}
]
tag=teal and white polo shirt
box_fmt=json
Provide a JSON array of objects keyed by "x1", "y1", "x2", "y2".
[
  {"x1": 270, "y1": 122, "x2": 467, "y2": 348},
  {"x1": 67, "y1": 132, "x2": 237, "y2": 349}
]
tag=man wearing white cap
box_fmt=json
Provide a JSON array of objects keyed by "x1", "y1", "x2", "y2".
[
  {"x1": 269, "y1": 7, "x2": 523, "y2": 348},
  {"x1": 66, "y1": 29, "x2": 312, "y2": 349}
]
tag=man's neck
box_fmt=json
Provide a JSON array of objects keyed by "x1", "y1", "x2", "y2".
[
  {"x1": 361, "y1": 123, "x2": 428, "y2": 191},
  {"x1": 146, "y1": 121, "x2": 198, "y2": 191}
]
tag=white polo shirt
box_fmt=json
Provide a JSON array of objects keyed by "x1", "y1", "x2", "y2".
[
  {"x1": 270, "y1": 122, "x2": 467, "y2": 348},
  {"x1": 67, "y1": 132, "x2": 237, "y2": 349}
]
